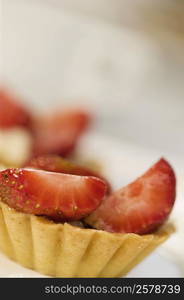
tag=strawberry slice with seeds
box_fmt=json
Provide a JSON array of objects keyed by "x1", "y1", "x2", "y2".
[
  {"x1": 85, "y1": 158, "x2": 176, "y2": 234},
  {"x1": 32, "y1": 109, "x2": 90, "y2": 157},
  {"x1": 0, "y1": 168, "x2": 107, "y2": 221},
  {"x1": 25, "y1": 154, "x2": 111, "y2": 193},
  {"x1": 0, "y1": 89, "x2": 32, "y2": 129}
]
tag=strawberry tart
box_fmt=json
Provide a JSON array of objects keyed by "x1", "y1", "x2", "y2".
[{"x1": 0, "y1": 88, "x2": 176, "y2": 277}]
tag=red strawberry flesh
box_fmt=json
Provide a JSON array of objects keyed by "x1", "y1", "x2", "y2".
[
  {"x1": 85, "y1": 158, "x2": 176, "y2": 234},
  {"x1": 0, "y1": 89, "x2": 32, "y2": 129},
  {"x1": 32, "y1": 110, "x2": 90, "y2": 157},
  {"x1": 0, "y1": 168, "x2": 107, "y2": 221},
  {"x1": 25, "y1": 155, "x2": 111, "y2": 193}
]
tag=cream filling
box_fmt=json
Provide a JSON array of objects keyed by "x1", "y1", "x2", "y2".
[{"x1": 0, "y1": 128, "x2": 32, "y2": 167}]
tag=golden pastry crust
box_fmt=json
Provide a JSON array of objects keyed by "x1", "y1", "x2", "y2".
[{"x1": 0, "y1": 201, "x2": 173, "y2": 277}]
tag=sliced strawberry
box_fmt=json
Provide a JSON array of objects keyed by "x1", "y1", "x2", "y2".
[
  {"x1": 85, "y1": 158, "x2": 176, "y2": 234},
  {"x1": 32, "y1": 109, "x2": 90, "y2": 157},
  {"x1": 0, "y1": 168, "x2": 106, "y2": 221},
  {"x1": 25, "y1": 154, "x2": 111, "y2": 193},
  {"x1": 0, "y1": 89, "x2": 32, "y2": 129}
]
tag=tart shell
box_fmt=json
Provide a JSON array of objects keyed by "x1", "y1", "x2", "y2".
[{"x1": 0, "y1": 201, "x2": 173, "y2": 277}]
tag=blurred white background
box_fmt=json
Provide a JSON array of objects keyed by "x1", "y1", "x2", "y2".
[{"x1": 1, "y1": 0, "x2": 184, "y2": 159}]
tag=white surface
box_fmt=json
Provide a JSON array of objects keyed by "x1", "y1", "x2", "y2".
[{"x1": 1, "y1": 0, "x2": 184, "y2": 277}]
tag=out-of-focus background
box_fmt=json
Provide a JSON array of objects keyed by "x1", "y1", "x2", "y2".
[
  {"x1": 1, "y1": 0, "x2": 184, "y2": 277},
  {"x1": 1, "y1": 0, "x2": 184, "y2": 158}
]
